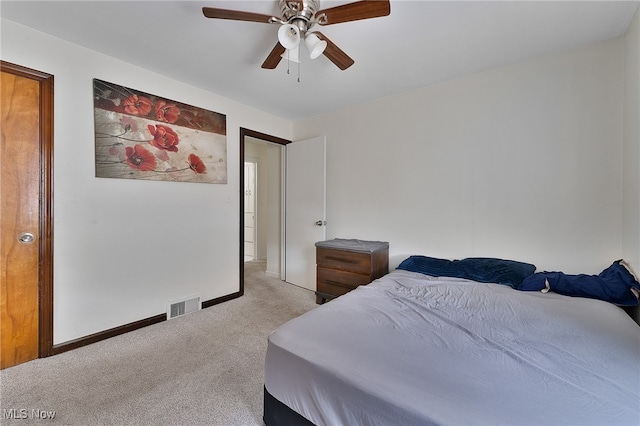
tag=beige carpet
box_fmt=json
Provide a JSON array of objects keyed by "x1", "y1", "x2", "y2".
[{"x1": 0, "y1": 261, "x2": 317, "y2": 425}]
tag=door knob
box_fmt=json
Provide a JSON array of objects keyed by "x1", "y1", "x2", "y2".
[
  {"x1": 18, "y1": 232, "x2": 35, "y2": 244},
  {"x1": 315, "y1": 220, "x2": 326, "y2": 226}
]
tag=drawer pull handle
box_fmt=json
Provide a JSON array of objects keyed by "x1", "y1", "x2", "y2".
[{"x1": 325, "y1": 256, "x2": 358, "y2": 263}]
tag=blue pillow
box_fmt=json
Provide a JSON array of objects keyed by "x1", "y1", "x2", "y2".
[
  {"x1": 397, "y1": 255, "x2": 536, "y2": 287},
  {"x1": 397, "y1": 255, "x2": 451, "y2": 277},
  {"x1": 517, "y1": 260, "x2": 640, "y2": 306}
]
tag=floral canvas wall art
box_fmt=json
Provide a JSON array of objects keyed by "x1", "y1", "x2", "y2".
[{"x1": 93, "y1": 79, "x2": 227, "y2": 184}]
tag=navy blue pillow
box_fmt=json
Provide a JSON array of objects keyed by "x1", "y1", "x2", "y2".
[
  {"x1": 397, "y1": 255, "x2": 536, "y2": 287},
  {"x1": 396, "y1": 255, "x2": 452, "y2": 277},
  {"x1": 517, "y1": 260, "x2": 640, "y2": 306}
]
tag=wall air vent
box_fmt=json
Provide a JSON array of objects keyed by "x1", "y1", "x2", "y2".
[{"x1": 167, "y1": 296, "x2": 201, "y2": 320}]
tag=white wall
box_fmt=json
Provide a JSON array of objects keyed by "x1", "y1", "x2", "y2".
[
  {"x1": 1, "y1": 19, "x2": 292, "y2": 344},
  {"x1": 2, "y1": 15, "x2": 638, "y2": 344},
  {"x1": 295, "y1": 38, "x2": 627, "y2": 274},
  {"x1": 623, "y1": 8, "x2": 640, "y2": 274},
  {"x1": 265, "y1": 145, "x2": 284, "y2": 278}
]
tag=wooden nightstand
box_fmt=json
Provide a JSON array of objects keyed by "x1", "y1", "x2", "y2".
[{"x1": 315, "y1": 239, "x2": 389, "y2": 304}]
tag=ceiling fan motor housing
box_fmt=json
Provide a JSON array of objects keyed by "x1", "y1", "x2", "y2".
[{"x1": 279, "y1": 0, "x2": 321, "y2": 33}]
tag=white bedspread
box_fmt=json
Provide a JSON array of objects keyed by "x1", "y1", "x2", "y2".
[{"x1": 265, "y1": 270, "x2": 640, "y2": 426}]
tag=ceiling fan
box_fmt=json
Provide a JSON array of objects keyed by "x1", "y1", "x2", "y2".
[{"x1": 202, "y1": 0, "x2": 391, "y2": 71}]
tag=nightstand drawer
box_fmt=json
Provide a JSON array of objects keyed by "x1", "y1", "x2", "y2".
[
  {"x1": 315, "y1": 239, "x2": 389, "y2": 304},
  {"x1": 317, "y1": 247, "x2": 372, "y2": 275},
  {"x1": 317, "y1": 281, "x2": 352, "y2": 298},
  {"x1": 317, "y1": 266, "x2": 371, "y2": 292}
]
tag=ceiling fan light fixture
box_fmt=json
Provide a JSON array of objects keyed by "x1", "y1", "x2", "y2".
[
  {"x1": 278, "y1": 24, "x2": 300, "y2": 49},
  {"x1": 281, "y1": 46, "x2": 301, "y2": 63},
  {"x1": 305, "y1": 32, "x2": 327, "y2": 59}
]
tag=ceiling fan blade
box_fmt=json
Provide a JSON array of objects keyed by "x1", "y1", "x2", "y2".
[
  {"x1": 316, "y1": 0, "x2": 390, "y2": 25},
  {"x1": 202, "y1": 7, "x2": 275, "y2": 24},
  {"x1": 261, "y1": 42, "x2": 286, "y2": 69},
  {"x1": 315, "y1": 32, "x2": 354, "y2": 70}
]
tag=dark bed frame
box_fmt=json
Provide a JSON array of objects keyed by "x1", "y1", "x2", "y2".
[{"x1": 263, "y1": 386, "x2": 314, "y2": 426}]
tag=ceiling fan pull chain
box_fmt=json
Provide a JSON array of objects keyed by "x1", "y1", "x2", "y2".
[{"x1": 297, "y1": 57, "x2": 301, "y2": 83}]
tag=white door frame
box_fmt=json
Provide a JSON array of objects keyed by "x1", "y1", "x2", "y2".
[{"x1": 280, "y1": 147, "x2": 287, "y2": 280}]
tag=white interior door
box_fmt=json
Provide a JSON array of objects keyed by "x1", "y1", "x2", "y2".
[
  {"x1": 285, "y1": 136, "x2": 326, "y2": 291},
  {"x1": 244, "y1": 161, "x2": 256, "y2": 261}
]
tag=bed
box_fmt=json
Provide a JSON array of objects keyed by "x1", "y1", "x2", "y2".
[{"x1": 264, "y1": 256, "x2": 640, "y2": 426}]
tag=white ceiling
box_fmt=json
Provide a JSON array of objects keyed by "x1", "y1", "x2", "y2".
[{"x1": 1, "y1": 1, "x2": 638, "y2": 120}]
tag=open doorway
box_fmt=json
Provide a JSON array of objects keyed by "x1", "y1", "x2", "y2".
[{"x1": 239, "y1": 129, "x2": 291, "y2": 294}]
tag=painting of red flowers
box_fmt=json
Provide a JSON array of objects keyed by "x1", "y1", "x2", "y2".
[
  {"x1": 188, "y1": 154, "x2": 207, "y2": 174},
  {"x1": 93, "y1": 79, "x2": 226, "y2": 183},
  {"x1": 125, "y1": 145, "x2": 157, "y2": 171},
  {"x1": 148, "y1": 124, "x2": 179, "y2": 152}
]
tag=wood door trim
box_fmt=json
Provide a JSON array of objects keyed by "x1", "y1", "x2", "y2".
[{"x1": 1, "y1": 61, "x2": 54, "y2": 358}]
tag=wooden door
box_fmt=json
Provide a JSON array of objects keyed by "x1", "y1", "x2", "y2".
[{"x1": 0, "y1": 61, "x2": 54, "y2": 369}]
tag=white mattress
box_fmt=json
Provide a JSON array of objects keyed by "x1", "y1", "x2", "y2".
[{"x1": 265, "y1": 269, "x2": 640, "y2": 425}]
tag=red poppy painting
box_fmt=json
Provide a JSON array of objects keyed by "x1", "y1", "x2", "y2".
[{"x1": 93, "y1": 79, "x2": 227, "y2": 183}]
